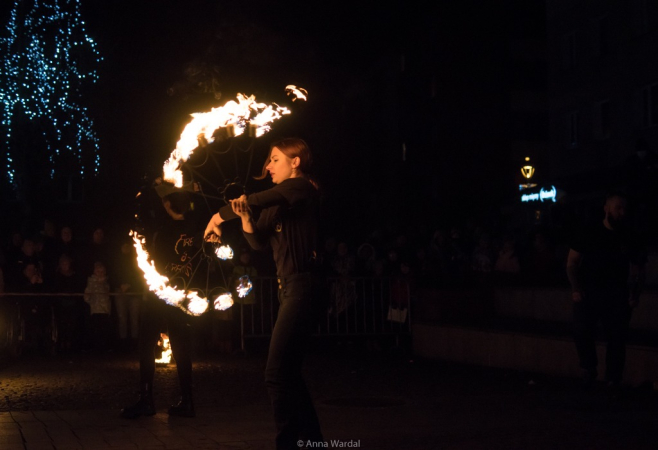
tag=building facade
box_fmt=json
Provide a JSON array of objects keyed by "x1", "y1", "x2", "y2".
[{"x1": 546, "y1": 0, "x2": 658, "y2": 190}]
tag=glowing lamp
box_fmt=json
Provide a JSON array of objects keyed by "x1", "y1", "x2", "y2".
[{"x1": 521, "y1": 156, "x2": 535, "y2": 179}]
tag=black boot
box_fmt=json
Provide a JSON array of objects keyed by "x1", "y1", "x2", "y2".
[
  {"x1": 120, "y1": 383, "x2": 156, "y2": 419},
  {"x1": 168, "y1": 394, "x2": 195, "y2": 417}
]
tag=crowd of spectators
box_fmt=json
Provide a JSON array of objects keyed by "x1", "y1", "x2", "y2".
[
  {"x1": 0, "y1": 211, "x2": 652, "y2": 355},
  {"x1": 0, "y1": 220, "x2": 142, "y2": 355},
  {"x1": 315, "y1": 222, "x2": 572, "y2": 291}
]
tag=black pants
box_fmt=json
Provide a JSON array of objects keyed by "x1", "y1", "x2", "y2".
[
  {"x1": 573, "y1": 291, "x2": 632, "y2": 384},
  {"x1": 265, "y1": 273, "x2": 324, "y2": 450},
  {"x1": 139, "y1": 298, "x2": 193, "y2": 396}
]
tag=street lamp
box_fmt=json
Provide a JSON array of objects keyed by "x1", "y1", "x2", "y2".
[{"x1": 519, "y1": 156, "x2": 537, "y2": 190}]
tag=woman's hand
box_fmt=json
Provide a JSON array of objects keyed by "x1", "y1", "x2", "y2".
[
  {"x1": 231, "y1": 195, "x2": 255, "y2": 234},
  {"x1": 231, "y1": 195, "x2": 251, "y2": 221},
  {"x1": 204, "y1": 213, "x2": 224, "y2": 241}
]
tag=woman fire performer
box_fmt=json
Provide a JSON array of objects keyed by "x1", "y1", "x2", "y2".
[{"x1": 205, "y1": 137, "x2": 325, "y2": 449}]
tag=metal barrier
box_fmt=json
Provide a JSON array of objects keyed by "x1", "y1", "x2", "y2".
[
  {"x1": 0, "y1": 292, "x2": 142, "y2": 357},
  {"x1": 235, "y1": 276, "x2": 412, "y2": 350},
  {"x1": 0, "y1": 276, "x2": 413, "y2": 356},
  {"x1": 0, "y1": 293, "x2": 71, "y2": 357}
]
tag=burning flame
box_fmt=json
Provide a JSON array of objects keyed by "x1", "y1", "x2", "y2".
[
  {"x1": 187, "y1": 291, "x2": 210, "y2": 315},
  {"x1": 131, "y1": 231, "x2": 208, "y2": 315},
  {"x1": 156, "y1": 333, "x2": 172, "y2": 364},
  {"x1": 134, "y1": 87, "x2": 306, "y2": 315},
  {"x1": 163, "y1": 91, "x2": 304, "y2": 187},
  {"x1": 214, "y1": 244, "x2": 234, "y2": 261},
  {"x1": 286, "y1": 85, "x2": 308, "y2": 102},
  {"x1": 236, "y1": 275, "x2": 253, "y2": 298},
  {"x1": 214, "y1": 292, "x2": 233, "y2": 311}
]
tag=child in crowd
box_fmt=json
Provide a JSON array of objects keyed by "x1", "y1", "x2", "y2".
[{"x1": 84, "y1": 261, "x2": 111, "y2": 351}]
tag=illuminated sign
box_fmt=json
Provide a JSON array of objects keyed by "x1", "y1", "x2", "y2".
[
  {"x1": 521, "y1": 185, "x2": 557, "y2": 203},
  {"x1": 521, "y1": 156, "x2": 535, "y2": 179}
]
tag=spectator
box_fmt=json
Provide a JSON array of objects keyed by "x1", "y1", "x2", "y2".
[
  {"x1": 391, "y1": 233, "x2": 412, "y2": 264},
  {"x1": 388, "y1": 260, "x2": 414, "y2": 326},
  {"x1": 318, "y1": 236, "x2": 337, "y2": 276},
  {"x1": 52, "y1": 254, "x2": 85, "y2": 353},
  {"x1": 383, "y1": 248, "x2": 399, "y2": 277},
  {"x1": 427, "y1": 229, "x2": 453, "y2": 286},
  {"x1": 18, "y1": 262, "x2": 44, "y2": 292},
  {"x1": 9, "y1": 238, "x2": 43, "y2": 291},
  {"x1": 114, "y1": 242, "x2": 142, "y2": 352},
  {"x1": 494, "y1": 237, "x2": 521, "y2": 283},
  {"x1": 57, "y1": 226, "x2": 81, "y2": 271},
  {"x1": 329, "y1": 242, "x2": 357, "y2": 316},
  {"x1": 471, "y1": 233, "x2": 494, "y2": 281},
  {"x1": 449, "y1": 226, "x2": 470, "y2": 284},
  {"x1": 5, "y1": 231, "x2": 24, "y2": 270},
  {"x1": 84, "y1": 261, "x2": 112, "y2": 352},
  {"x1": 17, "y1": 262, "x2": 52, "y2": 354},
  {"x1": 355, "y1": 242, "x2": 376, "y2": 276},
  {"x1": 526, "y1": 229, "x2": 558, "y2": 285},
  {"x1": 40, "y1": 219, "x2": 59, "y2": 280},
  {"x1": 331, "y1": 241, "x2": 355, "y2": 276},
  {"x1": 82, "y1": 227, "x2": 111, "y2": 278}
]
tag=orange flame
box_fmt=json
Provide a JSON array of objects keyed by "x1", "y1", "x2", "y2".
[
  {"x1": 163, "y1": 92, "x2": 295, "y2": 186},
  {"x1": 131, "y1": 231, "x2": 214, "y2": 316},
  {"x1": 285, "y1": 85, "x2": 308, "y2": 102},
  {"x1": 135, "y1": 87, "x2": 307, "y2": 315},
  {"x1": 155, "y1": 333, "x2": 172, "y2": 364}
]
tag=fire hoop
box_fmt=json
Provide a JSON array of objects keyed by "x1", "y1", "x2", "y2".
[{"x1": 131, "y1": 86, "x2": 307, "y2": 316}]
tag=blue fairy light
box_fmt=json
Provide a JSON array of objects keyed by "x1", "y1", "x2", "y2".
[{"x1": 0, "y1": 0, "x2": 102, "y2": 187}]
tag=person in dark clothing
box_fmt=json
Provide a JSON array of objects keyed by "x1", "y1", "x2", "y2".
[
  {"x1": 81, "y1": 227, "x2": 111, "y2": 278},
  {"x1": 205, "y1": 138, "x2": 324, "y2": 450},
  {"x1": 52, "y1": 254, "x2": 85, "y2": 353},
  {"x1": 566, "y1": 191, "x2": 646, "y2": 391},
  {"x1": 8, "y1": 238, "x2": 42, "y2": 292},
  {"x1": 39, "y1": 219, "x2": 59, "y2": 282},
  {"x1": 17, "y1": 262, "x2": 52, "y2": 353},
  {"x1": 121, "y1": 188, "x2": 200, "y2": 419},
  {"x1": 114, "y1": 241, "x2": 143, "y2": 351},
  {"x1": 56, "y1": 226, "x2": 81, "y2": 272}
]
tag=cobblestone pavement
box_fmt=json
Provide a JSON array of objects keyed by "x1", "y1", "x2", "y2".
[
  {"x1": 0, "y1": 348, "x2": 268, "y2": 412},
  {"x1": 0, "y1": 343, "x2": 658, "y2": 449}
]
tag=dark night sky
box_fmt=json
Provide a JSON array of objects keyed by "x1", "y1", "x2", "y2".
[{"x1": 1, "y1": 0, "x2": 547, "y2": 238}]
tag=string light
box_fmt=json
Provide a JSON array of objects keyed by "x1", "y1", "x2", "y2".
[{"x1": 0, "y1": 0, "x2": 102, "y2": 188}]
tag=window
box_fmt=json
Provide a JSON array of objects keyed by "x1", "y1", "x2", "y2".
[
  {"x1": 641, "y1": 83, "x2": 658, "y2": 128},
  {"x1": 566, "y1": 111, "x2": 579, "y2": 148},
  {"x1": 593, "y1": 100, "x2": 611, "y2": 140}
]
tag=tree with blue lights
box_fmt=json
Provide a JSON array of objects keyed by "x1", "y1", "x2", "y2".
[{"x1": 0, "y1": 0, "x2": 101, "y2": 200}]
